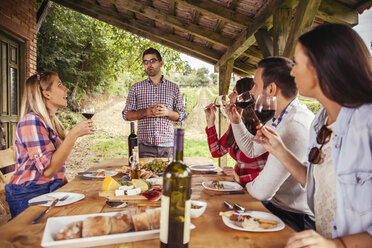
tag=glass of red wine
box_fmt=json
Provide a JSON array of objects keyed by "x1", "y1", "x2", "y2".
[
  {"x1": 203, "y1": 95, "x2": 228, "y2": 117},
  {"x1": 81, "y1": 100, "x2": 96, "y2": 131},
  {"x1": 254, "y1": 93, "x2": 277, "y2": 127},
  {"x1": 235, "y1": 91, "x2": 254, "y2": 108}
]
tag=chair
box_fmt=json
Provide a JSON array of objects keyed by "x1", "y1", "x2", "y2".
[
  {"x1": 0, "y1": 146, "x2": 16, "y2": 223},
  {"x1": 0, "y1": 146, "x2": 16, "y2": 193}
]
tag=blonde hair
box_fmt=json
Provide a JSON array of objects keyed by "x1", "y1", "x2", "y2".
[{"x1": 20, "y1": 72, "x2": 66, "y2": 140}]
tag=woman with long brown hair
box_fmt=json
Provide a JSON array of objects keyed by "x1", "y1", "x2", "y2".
[
  {"x1": 5, "y1": 72, "x2": 93, "y2": 218},
  {"x1": 257, "y1": 23, "x2": 372, "y2": 247},
  {"x1": 204, "y1": 78, "x2": 268, "y2": 186}
]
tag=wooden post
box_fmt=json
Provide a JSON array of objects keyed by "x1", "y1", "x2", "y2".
[
  {"x1": 273, "y1": 8, "x2": 291, "y2": 56},
  {"x1": 217, "y1": 58, "x2": 233, "y2": 168}
]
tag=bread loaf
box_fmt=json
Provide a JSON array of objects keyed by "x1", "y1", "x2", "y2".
[
  {"x1": 110, "y1": 211, "x2": 133, "y2": 234},
  {"x1": 55, "y1": 221, "x2": 82, "y2": 240},
  {"x1": 82, "y1": 216, "x2": 111, "y2": 237}
]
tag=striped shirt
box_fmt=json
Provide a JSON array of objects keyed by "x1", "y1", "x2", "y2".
[
  {"x1": 122, "y1": 77, "x2": 185, "y2": 145},
  {"x1": 9, "y1": 113, "x2": 65, "y2": 186},
  {"x1": 206, "y1": 125, "x2": 268, "y2": 187}
]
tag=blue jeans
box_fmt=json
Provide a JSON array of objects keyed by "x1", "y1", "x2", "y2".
[
  {"x1": 5, "y1": 180, "x2": 64, "y2": 219},
  {"x1": 262, "y1": 201, "x2": 315, "y2": 232}
]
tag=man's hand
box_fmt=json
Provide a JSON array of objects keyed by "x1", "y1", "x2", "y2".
[{"x1": 147, "y1": 104, "x2": 170, "y2": 117}]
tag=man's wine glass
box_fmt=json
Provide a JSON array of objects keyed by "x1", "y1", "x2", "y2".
[
  {"x1": 235, "y1": 91, "x2": 254, "y2": 108},
  {"x1": 254, "y1": 93, "x2": 277, "y2": 127}
]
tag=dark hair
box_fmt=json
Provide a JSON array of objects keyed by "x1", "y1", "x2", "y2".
[
  {"x1": 142, "y1": 47, "x2": 162, "y2": 61},
  {"x1": 298, "y1": 23, "x2": 372, "y2": 107},
  {"x1": 258, "y1": 56, "x2": 298, "y2": 99},
  {"x1": 225, "y1": 77, "x2": 257, "y2": 147},
  {"x1": 236, "y1": 77, "x2": 254, "y2": 94}
]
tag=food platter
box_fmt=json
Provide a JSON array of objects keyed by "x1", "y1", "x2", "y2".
[
  {"x1": 221, "y1": 211, "x2": 285, "y2": 232},
  {"x1": 202, "y1": 181, "x2": 243, "y2": 192},
  {"x1": 41, "y1": 212, "x2": 195, "y2": 248}
]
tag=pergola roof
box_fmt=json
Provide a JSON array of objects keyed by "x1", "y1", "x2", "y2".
[{"x1": 51, "y1": 0, "x2": 371, "y2": 76}]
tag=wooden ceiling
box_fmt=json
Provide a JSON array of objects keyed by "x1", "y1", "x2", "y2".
[{"x1": 51, "y1": 0, "x2": 371, "y2": 76}]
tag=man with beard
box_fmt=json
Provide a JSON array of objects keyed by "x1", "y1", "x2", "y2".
[{"x1": 122, "y1": 48, "x2": 185, "y2": 158}]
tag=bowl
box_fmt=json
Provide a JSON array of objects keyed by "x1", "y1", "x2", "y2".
[{"x1": 190, "y1": 200, "x2": 207, "y2": 218}]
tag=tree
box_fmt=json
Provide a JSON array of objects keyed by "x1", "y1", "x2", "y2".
[{"x1": 37, "y1": 3, "x2": 185, "y2": 109}]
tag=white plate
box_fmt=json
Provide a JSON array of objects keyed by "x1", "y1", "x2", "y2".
[
  {"x1": 221, "y1": 211, "x2": 285, "y2": 232},
  {"x1": 41, "y1": 212, "x2": 196, "y2": 248},
  {"x1": 82, "y1": 170, "x2": 118, "y2": 179},
  {"x1": 28, "y1": 192, "x2": 85, "y2": 207},
  {"x1": 189, "y1": 164, "x2": 217, "y2": 172},
  {"x1": 202, "y1": 181, "x2": 243, "y2": 192}
]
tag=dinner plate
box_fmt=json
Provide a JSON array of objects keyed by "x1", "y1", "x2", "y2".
[
  {"x1": 41, "y1": 212, "x2": 196, "y2": 248},
  {"x1": 221, "y1": 211, "x2": 285, "y2": 232},
  {"x1": 28, "y1": 192, "x2": 85, "y2": 207},
  {"x1": 82, "y1": 170, "x2": 118, "y2": 179},
  {"x1": 202, "y1": 181, "x2": 243, "y2": 192},
  {"x1": 189, "y1": 164, "x2": 217, "y2": 172}
]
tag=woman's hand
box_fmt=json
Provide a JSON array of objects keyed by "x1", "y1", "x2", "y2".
[
  {"x1": 204, "y1": 103, "x2": 217, "y2": 128},
  {"x1": 286, "y1": 230, "x2": 339, "y2": 248},
  {"x1": 254, "y1": 126, "x2": 286, "y2": 157},
  {"x1": 225, "y1": 103, "x2": 241, "y2": 124},
  {"x1": 68, "y1": 119, "x2": 94, "y2": 139}
]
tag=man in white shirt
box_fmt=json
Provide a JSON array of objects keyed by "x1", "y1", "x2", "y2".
[{"x1": 226, "y1": 57, "x2": 315, "y2": 231}]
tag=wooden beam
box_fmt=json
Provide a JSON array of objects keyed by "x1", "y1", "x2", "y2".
[
  {"x1": 174, "y1": 0, "x2": 253, "y2": 29},
  {"x1": 37, "y1": 0, "x2": 52, "y2": 33},
  {"x1": 217, "y1": 59, "x2": 234, "y2": 168},
  {"x1": 229, "y1": 0, "x2": 239, "y2": 10},
  {"x1": 317, "y1": 0, "x2": 358, "y2": 26},
  {"x1": 112, "y1": 0, "x2": 234, "y2": 48},
  {"x1": 354, "y1": 0, "x2": 372, "y2": 13},
  {"x1": 52, "y1": 0, "x2": 256, "y2": 75},
  {"x1": 216, "y1": 0, "x2": 288, "y2": 68},
  {"x1": 254, "y1": 29, "x2": 273, "y2": 58},
  {"x1": 283, "y1": 0, "x2": 321, "y2": 58},
  {"x1": 273, "y1": 8, "x2": 291, "y2": 56}
]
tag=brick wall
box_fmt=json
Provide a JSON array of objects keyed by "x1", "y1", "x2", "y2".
[{"x1": 0, "y1": 0, "x2": 37, "y2": 78}]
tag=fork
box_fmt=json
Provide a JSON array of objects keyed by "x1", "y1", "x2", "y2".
[{"x1": 32, "y1": 195, "x2": 69, "y2": 224}]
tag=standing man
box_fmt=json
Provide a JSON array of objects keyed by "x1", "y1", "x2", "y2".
[
  {"x1": 122, "y1": 48, "x2": 185, "y2": 158},
  {"x1": 226, "y1": 57, "x2": 315, "y2": 231}
]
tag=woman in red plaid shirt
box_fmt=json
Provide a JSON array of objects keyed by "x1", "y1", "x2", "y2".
[
  {"x1": 5, "y1": 72, "x2": 93, "y2": 218},
  {"x1": 205, "y1": 78, "x2": 268, "y2": 187}
]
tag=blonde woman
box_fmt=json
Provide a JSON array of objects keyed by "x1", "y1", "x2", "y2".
[{"x1": 5, "y1": 71, "x2": 93, "y2": 219}]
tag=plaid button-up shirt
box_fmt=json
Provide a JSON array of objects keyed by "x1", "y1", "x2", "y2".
[
  {"x1": 122, "y1": 76, "x2": 185, "y2": 145},
  {"x1": 9, "y1": 113, "x2": 65, "y2": 186},
  {"x1": 206, "y1": 125, "x2": 268, "y2": 187}
]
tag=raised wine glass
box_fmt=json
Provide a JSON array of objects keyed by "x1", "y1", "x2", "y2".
[
  {"x1": 203, "y1": 95, "x2": 229, "y2": 117},
  {"x1": 81, "y1": 100, "x2": 95, "y2": 120},
  {"x1": 235, "y1": 91, "x2": 254, "y2": 109},
  {"x1": 81, "y1": 100, "x2": 96, "y2": 132},
  {"x1": 254, "y1": 92, "x2": 277, "y2": 127}
]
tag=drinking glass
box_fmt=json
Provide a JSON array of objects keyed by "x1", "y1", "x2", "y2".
[
  {"x1": 235, "y1": 91, "x2": 254, "y2": 108},
  {"x1": 203, "y1": 95, "x2": 228, "y2": 117},
  {"x1": 81, "y1": 100, "x2": 96, "y2": 132},
  {"x1": 81, "y1": 100, "x2": 95, "y2": 119},
  {"x1": 254, "y1": 93, "x2": 277, "y2": 127}
]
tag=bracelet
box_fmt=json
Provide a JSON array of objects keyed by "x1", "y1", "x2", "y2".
[{"x1": 336, "y1": 237, "x2": 347, "y2": 248}]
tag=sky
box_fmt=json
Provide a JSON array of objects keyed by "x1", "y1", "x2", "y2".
[{"x1": 181, "y1": 8, "x2": 372, "y2": 73}]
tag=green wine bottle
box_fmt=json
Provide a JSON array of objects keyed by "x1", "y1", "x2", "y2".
[{"x1": 160, "y1": 128, "x2": 192, "y2": 248}]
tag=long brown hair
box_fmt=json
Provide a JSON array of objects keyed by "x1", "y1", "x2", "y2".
[
  {"x1": 298, "y1": 23, "x2": 372, "y2": 107},
  {"x1": 225, "y1": 78, "x2": 256, "y2": 147},
  {"x1": 20, "y1": 72, "x2": 66, "y2": 140}
]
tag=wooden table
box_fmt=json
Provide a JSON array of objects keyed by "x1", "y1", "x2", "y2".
[{"x1": 0, "y1": 158, "x2": 294, "y2": 247}]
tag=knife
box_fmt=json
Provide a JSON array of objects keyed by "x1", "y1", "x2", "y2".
[
  {"x1": 32, "y1": 198, "x2": 59, "y2": 224},
  {"x1": 204, "y1": 191, "x2": 245, "y2": 196},
  {"x1": 78, "y1": 171, "x2": 96, "y2": 175},
  {"x1": 29, "y1": 200, "x2": 50, "y2": 206}
]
